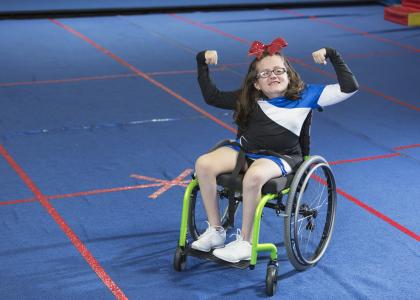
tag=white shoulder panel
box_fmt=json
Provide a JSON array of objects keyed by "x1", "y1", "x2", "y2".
[
  {"x1": 318, "y1": 84, "x2": 357, "y2": 107},
  {"x1": 258, "y1": 101, "x2": 311, "y2": 136}
]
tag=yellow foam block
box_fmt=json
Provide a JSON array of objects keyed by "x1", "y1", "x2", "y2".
[{"x1": 408, "y1": 12, "x2": 420, "y2": 26}]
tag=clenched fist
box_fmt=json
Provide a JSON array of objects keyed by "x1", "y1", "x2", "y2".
[
  {"x1": 312, "y1": 48, "x2": 327, "y2": 65},
  {"x1": 205, "y1": 50, "x2": 218, "y2": 65}
]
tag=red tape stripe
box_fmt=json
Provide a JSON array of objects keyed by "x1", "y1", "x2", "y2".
[
  {"x1": 287, "y1": 59, "x2": 420, "y2": 112},
  {"x1": 329, "y1": 153, "x2": 401, "y2": 165},
  {"x1": 312, "y1": 175, "x2": 420, "y2": 241},
  {"x1": 336, "y1": 187, "x2": 420, "y2": 241},
  {"x1": 0, "y1": 63, "x2": 248, "y2": 87},
  {"x1": 0, "y1": 74, "x2": 135, "y2": 87},
  {"x1": 168, "y1": 13, "x2": 249, "y2": 44},
  {"x1": 49, "y1": 18, "x2": 237, "y2": 134},
  {"x1": 0, "y1": 144, "x2": 128, "y2": 300},
  {"x1": 393, "y1": 144, "x2": 420, "y2": 151}
]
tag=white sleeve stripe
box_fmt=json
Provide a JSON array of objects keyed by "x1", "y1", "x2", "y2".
[{"x1": 318, "y1": 84, "x2": 357, "y2": 107}]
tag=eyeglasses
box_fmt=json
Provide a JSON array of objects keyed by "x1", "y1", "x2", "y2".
[{"x1": 256, "y1": 67, "x2": 287, "y2": 79}]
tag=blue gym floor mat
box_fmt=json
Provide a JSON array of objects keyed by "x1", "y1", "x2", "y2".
[{"x1": 1, "y1": 4, "x2": 419, "y2": 299}]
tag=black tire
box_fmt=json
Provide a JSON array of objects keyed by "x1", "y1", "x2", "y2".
[
  {"x1": 284, "y1": 156, "x2": 336, "y2": 271},
  {"x1": 265, "y1": 263, "x2": 278, "y2": 296},
  {"x1": 188, "y1": 184, "x2": 239, "y2": 241},
  {"x1": 173, "y1": 246, "x2": 187, "y2": 271}
]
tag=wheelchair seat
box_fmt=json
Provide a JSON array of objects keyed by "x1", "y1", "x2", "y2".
[{"x1": 216, "y1": 172, "x2": 295, "y2": 194}]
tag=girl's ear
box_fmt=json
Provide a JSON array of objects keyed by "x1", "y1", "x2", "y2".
[{"x1": 254, "y1": 81, "x2": 260, "y2": 91}]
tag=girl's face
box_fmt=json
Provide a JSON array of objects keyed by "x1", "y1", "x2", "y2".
[{"x1": 253, "y1": 55, "x2": 289, "y2": 99}]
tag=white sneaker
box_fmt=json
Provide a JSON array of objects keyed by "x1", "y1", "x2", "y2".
[
  {"x1": 213, "y1": 229, "x2": 252, "y2": 263},
  {"x1": 191, "y1": 222, "x2": 226, "y2": 252}
]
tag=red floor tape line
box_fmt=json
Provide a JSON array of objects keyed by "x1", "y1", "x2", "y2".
[
  {"x1": 393, "y1": 143, "x2": 420, "y2": 150},
  {"x1": 336, "y1": 187, "x2": 420, "y2": 242},
  {"x1": 312, "y1": 174, "x2": 420, "y2": 242},
  {"x1": 1, "y1": 144, "x2": 418, "y2": 242},
  {"x1": 0, "y1": 74, "x2": 135, "y2": 87},
  {"x1": 329, "y1": 153, "x2": 401, "y2": 165},
  {"x1": 1, "y1": 147, "x2": 413, "y2": 206},
  {"x1": 49, "y1": 18, "x2": 237, "y2": 135},
  {"x1": 0, "y1": 63, "x2": 249, "y2": 87},
  {"x1": 288, "y1": 58, "x2": 420, "y2": 112},
  {"x1": 147, "y1": 168, "x2": 193, "y2": 199},
  {"x1": 0, "y1": 144, "x2": 128, "y2": 300}
]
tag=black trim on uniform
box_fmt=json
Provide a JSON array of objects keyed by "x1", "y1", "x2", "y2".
[{"x1": 325, "y1": 47, "x2": 359, "y2": 93}]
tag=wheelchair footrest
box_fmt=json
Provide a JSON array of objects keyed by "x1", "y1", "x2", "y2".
[{"x1": 186, "y1": 247, "x2": 251, "y2": 269}]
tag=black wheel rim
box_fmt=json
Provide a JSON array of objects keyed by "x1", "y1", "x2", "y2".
[{"x1": 292, "y1": 163, "x2": 336, "y2": 265}]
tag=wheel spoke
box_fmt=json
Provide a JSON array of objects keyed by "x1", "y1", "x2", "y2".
[{"x1": 285, "y1": 159, "x2": 336, "y2": 268}]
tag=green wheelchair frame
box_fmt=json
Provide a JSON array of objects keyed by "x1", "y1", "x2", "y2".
[{"x1": 174, "y1": 154, "x2": 337, "y2": 296}]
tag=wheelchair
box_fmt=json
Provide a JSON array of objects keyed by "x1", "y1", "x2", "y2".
[{"x1": 173, "y1": 112, "x2": 337, "y2": 296}]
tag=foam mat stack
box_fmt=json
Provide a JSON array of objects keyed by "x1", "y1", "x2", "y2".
[{"x1": 384, "y1": 0, "x2": 420, "y2": 26}]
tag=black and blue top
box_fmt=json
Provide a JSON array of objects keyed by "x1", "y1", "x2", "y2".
[{"x1": 196, "y1": 48, "x2": 359, "y2": 172}]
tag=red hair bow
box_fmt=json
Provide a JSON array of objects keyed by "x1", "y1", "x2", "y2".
[{"x1": 248, "y1": 37, "x2": 288, "y2": 59}]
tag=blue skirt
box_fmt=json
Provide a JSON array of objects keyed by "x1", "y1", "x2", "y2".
[{"x1": 226, "y1": 144, "x2": 291, "y2": 176}]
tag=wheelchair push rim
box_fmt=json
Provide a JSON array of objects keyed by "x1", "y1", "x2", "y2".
[{"x1": 284, "y1": 156, "x2": 336, "y2": 269}]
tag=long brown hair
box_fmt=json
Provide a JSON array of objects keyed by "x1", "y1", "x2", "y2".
[{"x1": 234, "y1": 51, "x2": 305, "y2": 128}]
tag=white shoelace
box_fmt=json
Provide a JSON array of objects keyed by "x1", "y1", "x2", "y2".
[
  {"x1": 198, "y1": 221, "x2": 224, "y2": 239},
  {"x1": 227, "y1": 228, "x2": 244, "y2": 246}
]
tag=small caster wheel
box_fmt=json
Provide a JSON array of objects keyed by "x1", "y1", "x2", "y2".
[
  {"x1": 265, "y1": 261, "x2": 278, "y2": 296},
  {"x1": 173, "y1": 246, "x2": 187, "y2": 271}
]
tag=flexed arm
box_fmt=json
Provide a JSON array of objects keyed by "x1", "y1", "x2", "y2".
[
  {"x1": 312, "y1": 48, "x2": 359, "y2": 107},
  {"x1": 197, "y1": 50, "x2": 240, "y2": 110}
]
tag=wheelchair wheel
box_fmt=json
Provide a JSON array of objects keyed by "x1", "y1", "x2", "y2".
[
  {"x1": 188, "y1": 184, "x2": 239, "y2": 241},
  {"x1": 265, "y1": 261, "x2": 278, "y2": 296},
  {"x1": 173, "y1": 246, "x2": 187, "y2": 271},
  {"x1": 284, "y1": 156, "x2": 336, "y2": 271}
]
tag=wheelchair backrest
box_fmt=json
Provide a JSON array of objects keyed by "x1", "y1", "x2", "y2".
[{"x1": 299, "y1": 111, "x2": 313, "y2": 158}]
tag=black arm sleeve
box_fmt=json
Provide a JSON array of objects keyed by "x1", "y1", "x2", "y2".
[
  {"x1": 196, "y1": 51, "x2": 240, "y2": 110},
  {"x1": 325, "y1": 48, "x2": 359, "y2": 93}
]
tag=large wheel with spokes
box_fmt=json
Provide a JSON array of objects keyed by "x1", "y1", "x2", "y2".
[{"x1": 284, "y1": 156, "x2": 337, "y2": 271}]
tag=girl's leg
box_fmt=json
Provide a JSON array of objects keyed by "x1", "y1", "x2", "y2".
[
  {"x1": 194, "y1": 146, "x2": 238, "y2": 226},
  {"x1": 241, "y1": 158, "x2": 285, "y2": 241},
  {"x1": 212, "y1": 158, "x2": 287, "y2": 262}
]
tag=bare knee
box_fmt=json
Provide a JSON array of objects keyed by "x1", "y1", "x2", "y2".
[
  {"x1": 195, "y1": 147, "x2": 237, "y2": 181},
  {"x1": 242, "y1": 171, "x2": 266, "y2": 192},
  {"x1": 195, "y1": 154, "x2": 217, "y2": 178}
]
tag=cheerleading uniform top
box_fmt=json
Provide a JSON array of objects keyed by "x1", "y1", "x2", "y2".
[{"x1": 196, "y1": 48, "x2": 359, "y2": 161}]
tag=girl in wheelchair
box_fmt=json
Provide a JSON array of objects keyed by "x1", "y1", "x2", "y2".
[{"x1": 191, "y1": 38, "x2": 359, "y2": 263}]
